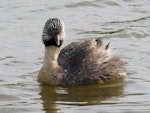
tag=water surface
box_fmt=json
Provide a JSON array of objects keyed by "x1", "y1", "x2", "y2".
[{"x1": 0, "y1": 0, "x2": 150, "y2": 113}]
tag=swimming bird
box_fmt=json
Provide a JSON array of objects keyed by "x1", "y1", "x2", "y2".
[{"x1": 38, "y1": 18, "x2": 126, "y2": 86}]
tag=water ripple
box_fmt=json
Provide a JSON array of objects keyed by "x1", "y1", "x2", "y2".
[
  {"x1": 0, "y1": 0, "x2": 150, "y2": 113},
  {"x1": 77, "y1": 29, "x2": 124, "y2": 35},
  {"x1": 110, "y1": 16, "x2": 150, "y2": 23},
  {"x1": 65, "y1": 1, "x2": 100, "y2": 8}
]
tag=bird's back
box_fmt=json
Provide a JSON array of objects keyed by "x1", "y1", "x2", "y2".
[{"x1": 58, "y1": 39, "x2": 125, "y2": 86}]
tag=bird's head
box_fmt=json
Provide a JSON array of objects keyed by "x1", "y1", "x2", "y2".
[{"x1": 42, "y1": 18, "x2": 65, "y2": 47}]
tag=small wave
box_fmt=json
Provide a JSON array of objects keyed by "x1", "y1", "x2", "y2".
[
  {"x1": 109, "y1": 16, "x2": 150, "y2": 23},
  {"x1": 77, "y1": 29, "x2": 124, "y2": 35},
  {"x1": 65, "y1": 1, "x2": 99, "y2": 8}
]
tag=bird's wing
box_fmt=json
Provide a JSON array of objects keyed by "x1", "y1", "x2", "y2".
[
  {"x1": 58, "y1": 39, "x2": 125, "y2": 85},
  {"x1": 58, "y1": 39, "x2": 98, "y2": 72}
]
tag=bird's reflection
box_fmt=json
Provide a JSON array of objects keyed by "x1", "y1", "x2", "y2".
[{"x1": 39, "y1": 80, "x2": 125, "y2": 113}]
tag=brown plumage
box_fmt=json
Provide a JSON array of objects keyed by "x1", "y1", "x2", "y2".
[{"x1": 38, "y1": 18, "x2": 126, "y2": 86}]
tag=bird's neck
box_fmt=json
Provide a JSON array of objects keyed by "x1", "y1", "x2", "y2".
[
  {"x1": 38, "y1": 46, "x2": 61, "y2": 85},
  {"x1": 43, "y1": 46, "x2": 60, "y2": 68}
]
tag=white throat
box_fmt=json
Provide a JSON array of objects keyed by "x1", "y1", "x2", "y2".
[
  {"x1": 38, "y1": 46, "x2": 61, "y2": 85},
  {"x1": 43, "y1": 46, "x2": 60, "y2": 68}
]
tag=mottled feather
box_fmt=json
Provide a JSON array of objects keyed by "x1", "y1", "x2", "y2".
[
  {"x1": 39, "y1": 18, "x2": 126, "y2": 86},
  {"x1": 58, "y1": 39, "x2": 125, "y2": 85}
]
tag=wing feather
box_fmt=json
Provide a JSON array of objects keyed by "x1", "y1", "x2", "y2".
[{"x1": 58, "y1": 39, "x2": 125, "y2": 85}]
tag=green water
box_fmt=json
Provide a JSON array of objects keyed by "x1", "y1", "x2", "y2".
[{"x1": 0, "y1": 0, "x2": 150, "y2": 113}]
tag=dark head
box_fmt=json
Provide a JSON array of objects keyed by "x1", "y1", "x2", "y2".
[{"x1": 42, "y1": 18, "x2": 65, "y2": 47}]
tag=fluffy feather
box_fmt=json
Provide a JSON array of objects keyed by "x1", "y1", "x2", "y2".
[{"x1": 38, "y1": 18, "x2": 126, "y2": 86}]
